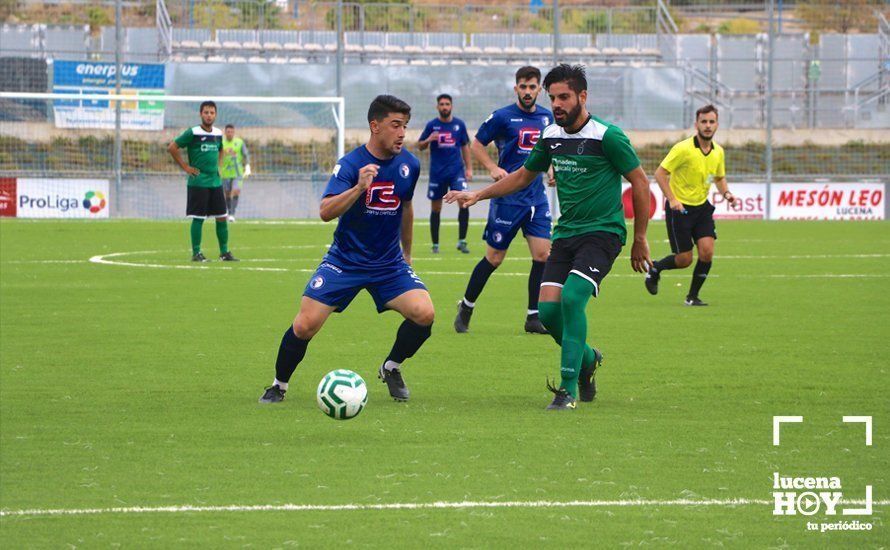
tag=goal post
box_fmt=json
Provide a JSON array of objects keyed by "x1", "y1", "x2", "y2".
[{"x1": 0, "y1": 92, "x2": 345, "y2": 218}]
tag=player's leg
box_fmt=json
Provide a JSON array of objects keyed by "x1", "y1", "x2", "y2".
[
  {"x1": 430, "y1": 198, "x2": 442, "y2": 253},
  {"x1": 455, "y1": 245, "x2": 506, "y2": 333},
  {"x1": 222, "y1": 179, "x2": 233, "y2": 217},
  {"x1": 230, "y1": 178, "x2": 242, "y2": 219},
  {"x1": 372, "y1": 266, "x2": 434, "y2": 401},
  {"x1": 646, "y1": 201, "x2": 694, "y2": 295},
  {"x1": 521, "y1": 203, "x2": 553, "y2": 334},
  {"x1": 186, "y1": 186, "x2": 208, "y2": 261},
  {"x1": 540, "y1": 233, "x2": 621, "y2": 408},
  {"x1": 209, "y1": 186, "x2": 237, "y2": 261},
  {"x1": 452, "y1": 177, "x2": 471, "y2": 253},
  {"x1": 686, "y1": 205, "x2": 717, "y2": 305},
  {"x1": 454, "y1": 203, "x2": 521, "y2": 332},
  {"x1": 260, "y1": 296, "x2": 336, "y2": 403}
]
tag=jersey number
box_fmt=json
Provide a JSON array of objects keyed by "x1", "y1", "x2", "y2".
[{"x1": 366, "y1": 181, "x2": 401, "y2": 211}]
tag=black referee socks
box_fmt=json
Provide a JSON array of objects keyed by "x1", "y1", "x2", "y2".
[{"x1": 688, "y1": 260, "x2": 712, "y2": 298}]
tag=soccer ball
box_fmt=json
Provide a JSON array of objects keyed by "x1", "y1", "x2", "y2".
[{"x1": 316, "y1": 369, "x2": 368, "y2": 420}]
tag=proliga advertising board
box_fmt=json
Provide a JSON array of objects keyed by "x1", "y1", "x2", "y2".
[
  {"x1": 14, "y1": 179, "x2": 110, "y2": 219},
  {"x1": 52, "y1": 61, "x2": 165, "y2": 130}
]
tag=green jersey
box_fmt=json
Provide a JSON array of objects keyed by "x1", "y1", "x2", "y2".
[
  {"x1": 174, "y1": 125, "x2": 223, "y2": 188},
  {"x1": 524, "y1": 116, "x2": 640, "y2": 244}
]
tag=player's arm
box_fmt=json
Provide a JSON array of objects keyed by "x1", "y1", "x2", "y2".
[
  {"x1": 444, "y1": 166, "x2": 538, "y2": 208},
  {"x1": 714, "y1": 177, "x2": 737, "y2": 206},
  {"x1": 625, "y1": 166, "x2": 653, "y2": 273},
  {"x1": 416, "y1": 128, "x2": 438, "y2": 151},
  {"x1": 167, "y1": 139, "x2": 199, "y2": 176},
  {"x1": 654, "y1": 165, "x2": 683, "y2": 212},
  {"x1": 470, "y1": 138, "x2": 507, "y2": 181},
  {"x1": 218, "y1": 144, "x2": 225, "y2": 173},
  {"x1": 460, "y1": 143, "x2": 473, "y2": 181},
  {"x1": 400, "y1": 200, "x2": 413, "y2": 264},
  {"x1": 319, "y1": 164, "x2": 378, "y2": 222},
  {"x1": 242, "y1": 142, "x2": 252, "y2": 177}
]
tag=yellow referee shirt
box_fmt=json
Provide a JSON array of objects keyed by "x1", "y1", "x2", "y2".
[{"x1": 660, "y1": 136, "x2": 726, "y2": 206}]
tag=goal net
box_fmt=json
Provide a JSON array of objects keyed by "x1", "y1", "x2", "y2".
[{"x1": 0, "y1": 92, "x2": 345, "y2": 218}]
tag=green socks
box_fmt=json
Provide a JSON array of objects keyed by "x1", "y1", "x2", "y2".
[
  {"x1": 190, "y1": 218, "x2": 204, "y2": 255},
  {"x1": 538, "y1": 273, "x2": 597, "y2": 398},
  {"x1": 215, "y1": 219, "x2": 229, "y2": 254}
]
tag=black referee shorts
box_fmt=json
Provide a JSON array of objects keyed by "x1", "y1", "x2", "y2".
[
  {"x1": 186, "y1": 186, "x2": 228, "y2": 219},
  {"x1": 541, "y1": 231, "x2": 623, "y2": 297},
  {"x1": 664, "y1": 200, "x2": 717, "y2": 254}
]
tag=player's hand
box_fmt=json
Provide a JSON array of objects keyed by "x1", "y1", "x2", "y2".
[
  {"x1": 445, "y1": 190, "x2": 480, "y2": 208},
  {"x1": 185, "y1": 166, "x2": 200, "y2": 176},
  {"x1": 630, "y1": 237, "x2": 652, "y2": 274},
  {"x1": 668, "y1": 197, "x2": 685, "y2": 213},
  {"x1": 724, "y1": 191, "x2": 738, "y2": 207},
  {"x1": 547, "y1": 170, "x2": 556, "y2": 187},
  {"x1": 427, "y1": 132, "x2": 440, "y2": 144},
  {"x1": 489, "y1": 167, "x2": 508, "y2": 181},
  {"x1": 357, "y1": 164, "x2": 379, "y2": 191},
  {"x1": 403, "y1": 253, "x2": 412, "y2": 265},
  {"x1": 465, "y1": 167, "x2": 473, "y2": 182}
]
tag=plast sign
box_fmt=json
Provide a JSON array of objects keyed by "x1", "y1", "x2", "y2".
[{"x1": 15, "y1": 179, "x2": 110, "y2": 218}]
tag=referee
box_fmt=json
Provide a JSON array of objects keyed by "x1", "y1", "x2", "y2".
[{"x1": 644, "y1": 104, "x2": 737, "y2": 306}]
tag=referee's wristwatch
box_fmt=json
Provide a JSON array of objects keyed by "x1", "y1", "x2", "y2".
[{"x1": 722, "y1": 191, "x2": 733, "y2": 200}]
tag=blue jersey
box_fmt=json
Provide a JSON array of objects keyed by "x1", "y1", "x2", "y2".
[
  {"x1": 323, "y1": 145, "x2": 420, "y2": 269},
  {"x1": 419, "y1": 117, "x2": 469, "y2": 181},
  {"x1": 475, "y1": 103, "x2": 552, "y2": 207}
]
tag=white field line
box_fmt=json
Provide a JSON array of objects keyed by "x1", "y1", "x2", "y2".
[
  {"x1": 3, "y1": 498, "x2": 887, "y2": 518},
  {"x1": 78, "y1": 252, "x2": 890, "y2": 279}
]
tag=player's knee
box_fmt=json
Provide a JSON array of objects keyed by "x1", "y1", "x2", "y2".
[
  {"x1": 408, "y1": 303, "x2": 435, "y2": 326},
  {"x1": 675, "y1": 252, "x2": 693, "y2": 268},
  {"x1": 698, "y1": 248, "x2": 714, "y2": 262},
  {"x1": 485, "y1": 251, "x2": 505, "y2": 268},
  {"x1": 532, "y1": 250, "x2": 549, "y2": 263},
  {"x1": 430, "y1": 201, "x2": 442, "y2": 213},
  {"x1": 292, "y1": 316, "x2": 322, "y2": 339}
]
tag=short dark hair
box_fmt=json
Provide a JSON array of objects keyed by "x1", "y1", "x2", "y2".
[
  {"x1": 367, "y1": 94, "x2": 411, "y2": 122},
  {"x1": 224, "y1": 124, "x2": 234, "y2": 130},
  {"x1": 436, "y1": 93, "x2": 452, "y2": 103},
  {"x1": 696, "y1": 104, "x2": 719, "y2": 120},
  {"x1": 515, "y1": 66, "x2": 541, "y2": 84},
  {"x1": 543, "y1": 64, "x2": 587, "y2": 94},
  {"x1": 199, "y1": 100, "x2": 216, "y2": 112}
]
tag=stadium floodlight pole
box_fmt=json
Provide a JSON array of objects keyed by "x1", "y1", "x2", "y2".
[
  {"x1": 552, "y1": 0, "x2": 560, "y2": 67},
  {"x1": 765, "y1": 0, "x2": 776, "y2": 220},
  {"x1": 113, "y1": 0, "x2": 123, "y2": 217}
]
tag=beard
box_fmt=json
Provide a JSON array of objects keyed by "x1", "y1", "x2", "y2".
[
  {"x1": 438, "y1": 109, "x2": 451, "y2": 119},
  {"x1": 697, "y1": 129, "x2": 715, "y2": 142},
  {"x1": 554, "y1": 102, "x2": 583, "y2": 128},
  {"x1": 517, "y1": 93, "x2": 537, "y2": 109}
]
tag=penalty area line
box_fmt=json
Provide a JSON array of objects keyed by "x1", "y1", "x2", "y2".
[{"x1": 2, "y1": 498, "x2": 887, "y2": 518}]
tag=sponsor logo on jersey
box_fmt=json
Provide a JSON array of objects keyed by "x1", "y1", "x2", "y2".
[
  {"x1": 310, "y1": 276, "x2": 325, "y2": 289},
  {"x1": 517, "y1": 128, "x2": 541, "y2": 151},
  {"x1": 366, "y1": 181, "x2": 401, "y2": 211},
  {"x1": 437, "y1": 132, "x2": 456, "y2": 147}
]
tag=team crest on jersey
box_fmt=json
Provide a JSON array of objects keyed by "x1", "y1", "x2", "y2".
[
  {"x1": 542, "y1": 116, "x2": 549, "y2": 125},
  {"x1": 518, "y1": 128, "x2": 541, "y2": 151},
  {"x1": 366, "y1": 181, "x2": 401, "y2": 211},
  {"x1": 492, "y1": 231, "x2": 504, "y2": 243},
  {"x1": 399, "y1": 163, "x2": 410, "y2": 179},
  {"x1": 453, "y1": 124, "x2": 460, "y2": 131},
  {"x1": 310, "y1": 276, "x2": 325, "y2": 289}
]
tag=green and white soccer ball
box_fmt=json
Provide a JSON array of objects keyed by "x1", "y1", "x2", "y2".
[{"x1": 316, "y1": 369, "x2": 368, "y2": 420}]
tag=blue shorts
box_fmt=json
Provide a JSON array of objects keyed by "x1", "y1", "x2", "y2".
[
  {"x1": 303, "y1": 259, "x2": 427, "y2": 313},
  {"x1": 427, "y1": 173, "x2": 467, "y2": 200},
  {"x1": 483, "y1": 201, "x2": 552, "y2": 250}
]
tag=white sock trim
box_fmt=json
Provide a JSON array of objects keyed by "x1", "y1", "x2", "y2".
[
  {"x1": 274, "y1": 379, "x2": 288, "y2": 391},
  {"x1": 383, "y1": 360, "x2": 402, "y2": 372},
  {"x1": 527, "y1": 309, "x2": 538, "y2": 315},
  {"x1": 540, "y1": 282, "x2": 564, "y2": 288},
  {"x1": 462, "y1": 298, "x2": 475, "y2": 308}
]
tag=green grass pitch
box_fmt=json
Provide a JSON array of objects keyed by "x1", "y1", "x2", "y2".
[{"x1": 1, "y1": 218, "x2": 888, "y2": 547}]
